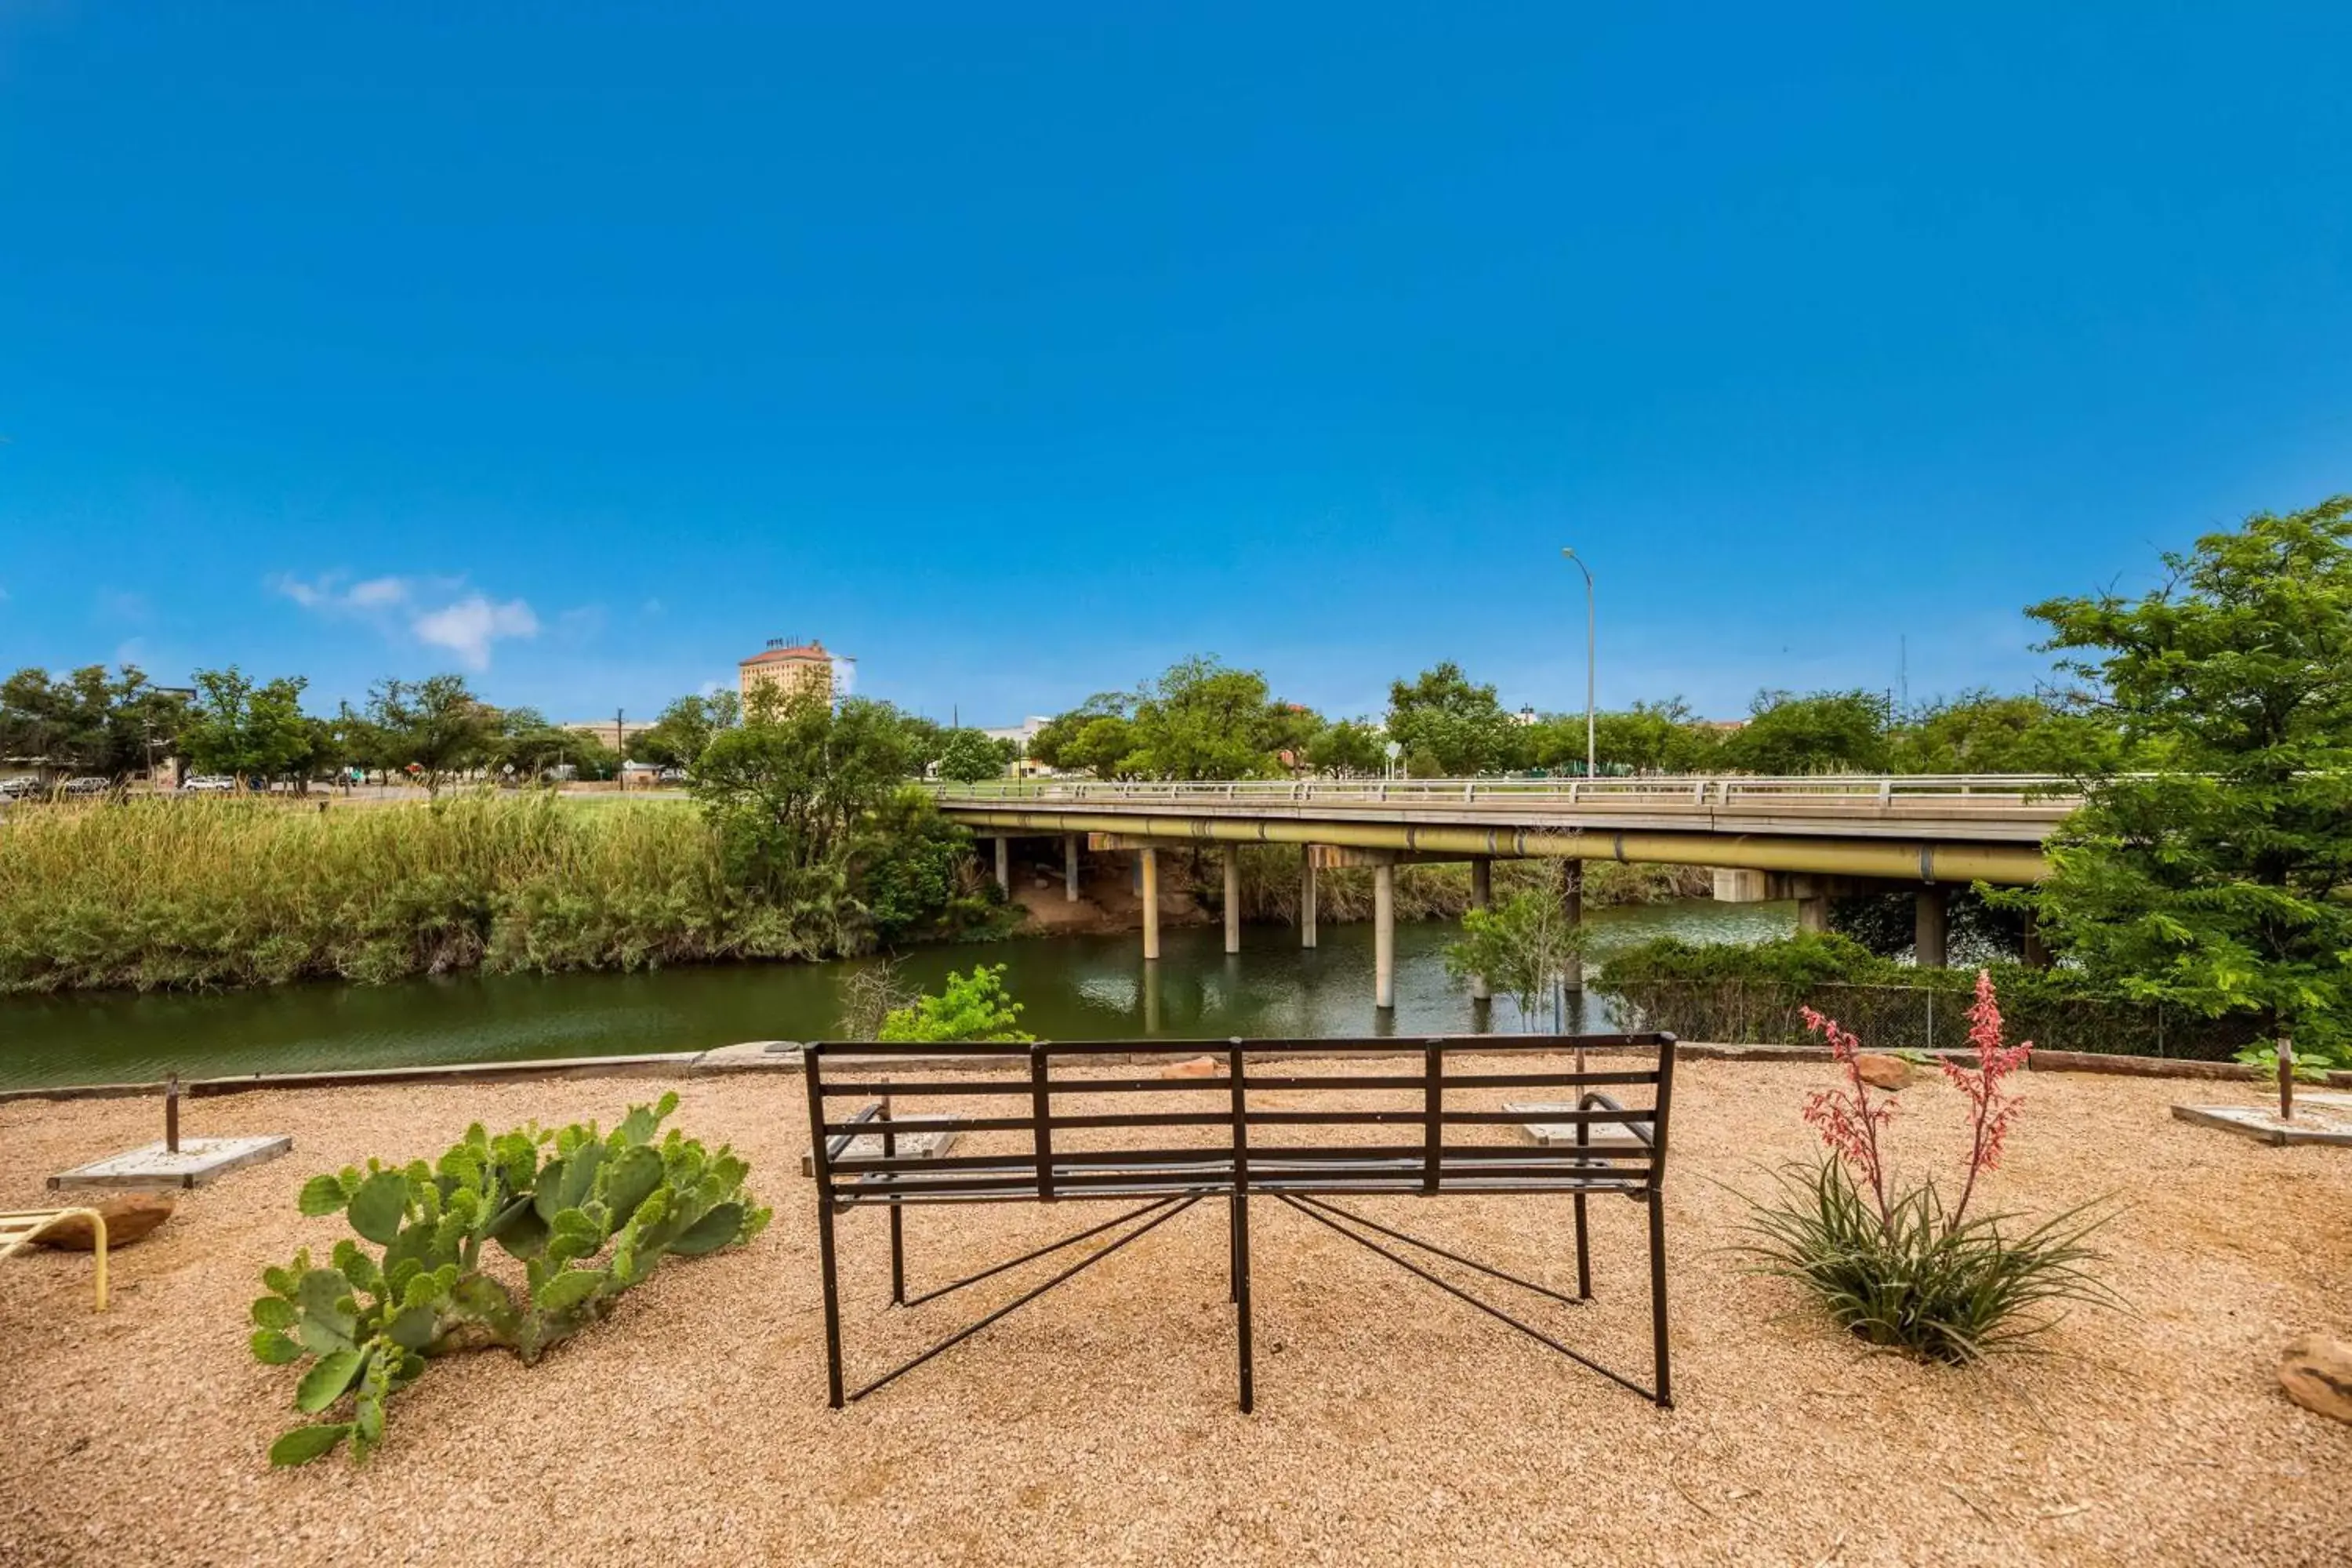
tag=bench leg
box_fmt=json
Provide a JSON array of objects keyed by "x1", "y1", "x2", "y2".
[
  {"x1": 1231, "y1": 1192, "x2": 1255, "y2": 1414},
  {"x1": 816, "y1": 1192, "x2": 845, "y2": 1410},
  {"x1": 1573, "y1": 1192, "x2": 1592, "y2": 1301},
  {"x1": 1647, "y1": 1189, "x2": 1672, "y2": 1410},
  {"x1": 889, "y1": 1201, "x2": 906, "y2": 1307}
]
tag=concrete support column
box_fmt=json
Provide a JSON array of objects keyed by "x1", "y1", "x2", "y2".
[
  {"x1": 1299, "y1": 846, "x2": 1319, "y2": 949},
  {"x1": 1467, "y1": 857, "x2": 1494, "y2": 1000},
  {"x1": 2021, "y1": 909, "x2": 2050, "y2": 969},
  {"x1": 1222, "y1": 844, "x2": 1242, "y2": 955},
  {"x1": 1374, "y1": 858, "x2": 1396, "y2": 1011},
  {"x1": 1140, "y1": 847, "x2": 1160, "y2": 962},
  {"x1": 1064, "y1": 834, "x2": 1080, "y2": 902},
  {"x1": 1915, "y1": 884, "x2": 1950, "y2": 969},
  {"x1": 1795, "y1": 889, "x2": 1831, "y2": 935},
  {"x1": 1561, "y1": 858, "x2": 1585, "y2": 991},
  {"x1": 993, "y1": 836, "x2": 1010, "y2": 895}
]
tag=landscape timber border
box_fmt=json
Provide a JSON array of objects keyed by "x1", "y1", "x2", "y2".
[{"x1": 2, "y1": 1040, "x2": 2338, "y2": 1106}]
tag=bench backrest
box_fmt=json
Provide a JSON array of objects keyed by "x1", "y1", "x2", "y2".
[{"x1": 804, "y1": 1034, "x2": 1675, "y2": 1207}]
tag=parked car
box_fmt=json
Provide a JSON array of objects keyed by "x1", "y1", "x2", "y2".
[
  {"x1": 0, "y1": 775, "x2": 40, "y2": 799},
  {"x1": 60, "y1": 776, "x2": 112, "y2": 796},
  {"x1": 181, "y1": 775, "x2": 236, "y2": 793},
  {"x1": 655, "y1": 767, "x2": 688, "y2": 786}
]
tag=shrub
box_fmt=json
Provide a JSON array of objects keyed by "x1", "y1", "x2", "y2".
[
  {"x1": 1743, "y1": 971, "x2": 2113, "y2": 1362},
  {"x1": 249, "y1": 1093, "x2": 769, "y2": 1465},
  {"x1": 877, "y1": 964, "x2": 1033, "y2": 1043}
]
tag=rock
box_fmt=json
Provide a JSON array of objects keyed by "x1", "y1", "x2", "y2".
[
  {"x1": 30, "y1": 1192, "x2": 177, "y2": 1251},
  {"x1": 2279, "y1": 1332, "x2": 2352, "y2": 1425},
  {"x1": 1158, "y1": 1056, "x2": 1221, "y2": 1080},
  {"x1": 1855, "y1": 1054, "x2": 1918, "y2": 1091}
]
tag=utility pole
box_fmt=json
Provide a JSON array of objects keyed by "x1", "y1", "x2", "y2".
[
  {"x1": 1562, "y1": 548, "x2": 1596, "y2": 778},
  {"x1": 615, "y1": 707, "x2": 626, "y2": 791}
]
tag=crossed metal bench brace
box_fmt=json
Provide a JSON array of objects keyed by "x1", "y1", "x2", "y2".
[{"x1": 802, "y1": 1032, "x2": 1676, "y2": 1412}]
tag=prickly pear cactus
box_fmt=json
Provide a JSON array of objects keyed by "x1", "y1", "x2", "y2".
[{"x1": 249, "y1": 1092, "x2": 769, "y2": 1465}]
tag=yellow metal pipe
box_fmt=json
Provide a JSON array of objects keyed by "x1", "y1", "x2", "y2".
[{"x1": 946, "y1": 808, "x2": 2048, "y2": 884}]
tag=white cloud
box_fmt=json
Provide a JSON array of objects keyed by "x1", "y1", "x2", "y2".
[
  {"x1": 411, "y1": 595, "x2": 540, "y2": 670},
  {"x1": 345, "y1": 576, "x2": 411, "y2": 608},
  {"x1": 273, "y1": 571, "x2": 540, "y2": 670}
]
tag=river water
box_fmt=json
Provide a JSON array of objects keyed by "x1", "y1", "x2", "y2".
[{"x1": 0, "y1": 899, "x2": 1792, "y2": 1090}]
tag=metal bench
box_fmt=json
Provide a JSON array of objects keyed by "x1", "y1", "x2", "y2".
[{"x1": 802, "y1": 1032, "x2": 1676, "y2": 1412}]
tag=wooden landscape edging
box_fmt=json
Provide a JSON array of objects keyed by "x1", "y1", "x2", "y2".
[{"x1": 2, "y1": 1038, "x2": 2338, "y2": 1107}]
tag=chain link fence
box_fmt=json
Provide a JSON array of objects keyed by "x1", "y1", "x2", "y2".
[{"x1": 1600, "y1": 980, "x2": 2262, "y2": 1061}]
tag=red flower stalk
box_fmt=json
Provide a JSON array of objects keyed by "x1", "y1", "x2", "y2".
[
  {"x1": 1940, "y1": 968, "x2": 2032, "y2": 1225},
  {"x1": 1799, "y1": 1004, "x2": 1896, "y2": 1227}
]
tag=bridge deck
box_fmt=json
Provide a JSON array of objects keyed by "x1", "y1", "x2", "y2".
[{"x1": 931, "y1": 776, "x2": 2077, "y2": 846}]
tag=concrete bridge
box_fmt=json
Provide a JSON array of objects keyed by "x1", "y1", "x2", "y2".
[{"x1": 931, "y1": 776, "x2": 2078, "y2": 1011}]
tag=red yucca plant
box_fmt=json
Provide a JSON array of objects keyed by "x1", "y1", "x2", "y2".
[{"x1": 1746, "y1": 970, "x2": 2114, "y2": 1362}]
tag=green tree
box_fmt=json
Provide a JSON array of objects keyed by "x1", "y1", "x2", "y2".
[
  {"x1": 1722, "y1": 689, "x2": 1889, "y2": 775},
  {"x1": 0, "y1": 664, "x2": 190, "y2": 780},
  {"x1": 180, "y1": 667, "x2": 317, "y2": 786},
  {"x1": 2028, "y1": 496, "x2": 2352, "y2": 1112},
  {"x1": 1025, "y1": 694, "x2": 1127, "y2": 773},
  {"x1": 1304, "y1": 718, "x2": 1386, "y2": 776},
  {"x1": 1889, "y1": 690, "x2": 2121, "y2": 775},
  {"x1": 1126, "y1": 656, "x2": 1298, "y2": 779},
  {"x1": 626, "y1": 691, "x2": 742, "y2": 772},
  {"x1": 490, "y1": 708, "x2": 615, "y2": 782},
  {"x1": 1386, "y1": 662, "x2": 1520, "y2": 776},
  {"x1": 365, "y1": 674, "x2": 493, "y2": 797},
  {"x1": 1443, "y1": 890, "x2": 1587, "y2": 1029},
  {"x1": 691, "y1": 690, "x2": 923, "y2": 950},
  {"x1": 935, "y1": 728, "x2": 1016, "y2": 782}
]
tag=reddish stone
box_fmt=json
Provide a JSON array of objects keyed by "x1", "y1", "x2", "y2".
[
  {"x1": 30, "y1": 1192, "x2": 177, "y2": 1250},
  {"x1": 1158, "y1": 1056, "x2": 1221, "y2": 1080},
  {"x1": 1854, "y1": 1053, "x2": 1918, "y2": 1091}
]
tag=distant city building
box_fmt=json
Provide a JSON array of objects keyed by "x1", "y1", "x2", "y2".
[
  {"x1": 562, "y1": 718, "x2": 655, "y2": 750},
  {"x1": 980, "y1": 716, "x2": 1051, "y2": 749},
  {"x1": 739, "y1": 638, "x2": 844, "y2": 706}
]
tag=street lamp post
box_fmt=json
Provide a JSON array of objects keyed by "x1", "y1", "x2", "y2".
[{"x1": 1562, "y1": 548, "x2": 1595, "y2": 778}]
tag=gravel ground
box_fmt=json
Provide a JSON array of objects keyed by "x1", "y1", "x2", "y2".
[{"x1": 2, "y1": 1057, "x2": 2347, "y2": 1567}]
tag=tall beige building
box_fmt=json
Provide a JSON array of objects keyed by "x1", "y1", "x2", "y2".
[{"x1": 739, "y1": 638, "x2": 838, "y2": 706}]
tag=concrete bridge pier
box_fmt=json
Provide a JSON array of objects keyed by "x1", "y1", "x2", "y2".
[
  {"x1": 1140, "y1": 846, "x2": 1160, "y2": 961},
  {"x1": 993, "y1": 836, "x2": 1011, "y2": 895},
  {"x1": 2022, "y1": 907, "x2": 2050, "y2": 969},
  {"x1": 1467, "y1": 857, "x2": 1493, "y2": 1000},
  {"x1": 1064, "y1": 835, "x2": 1080, "y2": 902},
  {"x1": 1222, "y1": 845, "x2": 1242, "y2": 955},
  {"x1": 1788, "y1": 875, "x2": 1831, "y2": 935},
  {"x1": 1373, "y1": 856, "x2": 1397, "y2": 1011},
  {"x1": 1299, "y1": 845, "x2": 1319, "y2": 949},
  {"x1": 1915, "y1": 885, "x2": 1950, "y2": 968},
  {"x1": 1560, "y1": 859, "x2": 1585, "y2": 991}
]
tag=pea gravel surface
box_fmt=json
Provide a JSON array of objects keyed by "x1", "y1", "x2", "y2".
[{"x1": 2, "y1": 1057, "x2": 2346, "y2": 1568}]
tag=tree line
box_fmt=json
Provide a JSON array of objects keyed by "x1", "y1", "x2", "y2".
[{"x1": 1022, "y1": 657, "x2": 2124, "y2": 781}]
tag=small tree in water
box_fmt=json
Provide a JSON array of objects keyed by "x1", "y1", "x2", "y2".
[{"x1": 1443, "y1": 891, "x2": 1585, "y2": 1031}]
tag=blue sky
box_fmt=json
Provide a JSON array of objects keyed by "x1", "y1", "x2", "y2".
[{"x1": 3, "y1": 5, "x2": 2347, "y2": 725}]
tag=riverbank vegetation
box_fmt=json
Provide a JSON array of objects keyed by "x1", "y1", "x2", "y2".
[
  {"x1": 1592, "y1": 931, "x2": 2269, "y2": 1061},
  {"x1": 0, "y1": 775, "x2": 1007, "y2": 996}
]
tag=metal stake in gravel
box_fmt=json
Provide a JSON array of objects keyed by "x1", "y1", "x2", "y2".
[{"x1": 801, "y1": 1031, "x2": 1679, "y2": 1412}]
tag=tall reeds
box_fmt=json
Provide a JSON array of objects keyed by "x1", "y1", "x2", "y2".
[{"x1": 0, "y1": 793, "x2": 786, "y2": 993}]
